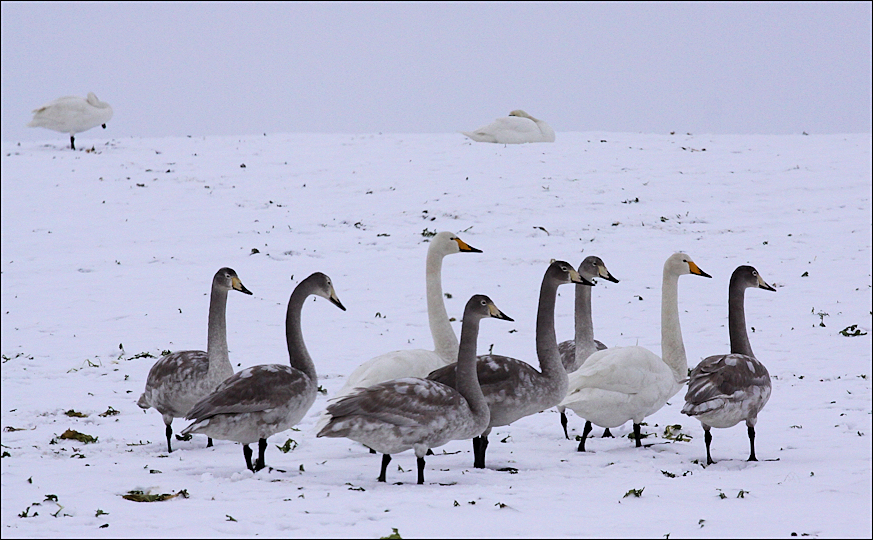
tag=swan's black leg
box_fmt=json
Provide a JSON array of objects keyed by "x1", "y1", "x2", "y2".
[
  {"x1": 70, "y1": 135, "x2": 75, "y2": 150},
  {"x1": 705, "y1": 428, "x2": 715, "y2": 464},
  {"x1": 577, "y1": 420, "x2": 593, "y2": 452},
  {"x1": 254, "y1": 438, "x2": 267, "y2": 471},
  {"x1": 561, "y1": 411, "x2": 570, "y2": 439},
  {"x1": 165, "y1": 424, "x2": 173, "y2": 453},
  {"x1": 207, "y1": 437, "x2": 213, "y2": 448},
  {"x1": 417, "y1": 457, "x2": 426, "y2": 484},
  {"x1": 243, "y1": 444, "x2": 254, "y2": 471},
  {"x1": 747, "y1": 425, "x2": 758, "y2": 462},
  {"x1": 378, "y1": 454, "x2": 391, "y2": 482},
  {"x1": 633, "y1": 423, "x2": 642, "y2": 448},
  {"x1": 602, "y1": 427, "x2": 613, "y2": 438},
  {"x1": 473, "y1": 436, "x2": 488, "y2": 468}
]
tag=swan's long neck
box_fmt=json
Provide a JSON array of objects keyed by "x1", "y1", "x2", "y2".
[
  {"x1": 573, "y1": 282, "x2": 597, "y2": 367},
  {"x1": 426, "y1": 248, "x2": 459, "y2": 362},
  {"x1": 205, "y1": 285, "x2": 232, "y2": 379},
  {"x1": 536, "y1": 276, "x2": 567, "y2": 391},
  {"x1": 455, "y1": 315, "x2": 489, "y2": 423},
  {"x1": 728, "y1": 280, "x2": 754, "y2": 357},
  {"x1": 286, "y1": 283, "x2": 316, "y2": 382},
  {"x1": 660, "y1": 272, "x2": 688, "y2": 382}
]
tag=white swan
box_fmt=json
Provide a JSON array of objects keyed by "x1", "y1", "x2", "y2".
[
  {"x1": 181, "y1": 273, "x2": 345, "y2": 472},
  {"x1": 682, "y1": 265, "x2": 776, "y2": 464},
  {"x1": 137, "y1": 267, "x2": 252, "y2": 453},
  {"x1": 428, "y1": 260, "x2": 591, "y2": 469},
  {"x1": 556, "y1": 256, "x2": 619, "y2": 439},
  {"x1": 317, "y1": 295, "x2": 512, "y2": 484},
  {"x1": 27, "y1": 92, "x2": 113, "y2": 150},
  {"x1": 461, "y1": 110, "x2": 556, "y2": 144},
  {"x1": 315, "y1": 231, "x2": 481, "y2": 432},
  {"x1": 559, "y1": 252, "x2": 711, "y2": 451}
]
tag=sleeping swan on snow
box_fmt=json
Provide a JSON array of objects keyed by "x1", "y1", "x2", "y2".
[
  {"x1": 27, "y1": 92, "x2": 113, "y2": 150},
  {"x1": 461, "y1": 110, "x2": 555, "y2": 144}
]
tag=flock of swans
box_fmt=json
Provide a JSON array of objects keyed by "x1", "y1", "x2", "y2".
[
  {"x1": 138, "y1": 231, "x2": 776, "y2": 484},
  {"x1": 26, "y1": 97, "x2": 554, "y2": 148}
]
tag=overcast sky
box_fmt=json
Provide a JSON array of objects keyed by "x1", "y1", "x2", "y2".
[{"x1": 2, "y1": 1, "x2": 870, "y2": 142}]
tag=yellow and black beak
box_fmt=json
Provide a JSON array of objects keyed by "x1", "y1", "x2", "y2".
[
  {"x1": 570, "y1": 267, "x2": 595, "y2": 287},
  {"x1": 232, "y1": 276, "x2": 253, "y2": 295},
  {"x1": 688, "y1": 261, "x2": 712, "y2": 279},
  {"x1": 758, "y1": 274, "x2": 776, "y2": 292},
  {"x1": 598, "y1": 265, "x2": 619, "y2": 284},
  {"x1": 454, "y1": 237, "x2": 482, "y2": 253},
  {"x1": 488, "y1": 302, "x2": 514, "y2": 322},
  {"x1": 328, "y1": 285, "x2": 347, "y2": 311}
]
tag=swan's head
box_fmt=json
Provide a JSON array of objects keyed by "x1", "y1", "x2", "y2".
[
  {"x1": 732, "y1": 265, "x2": 776, "y2": 292},
  {"x1": 666, "y1": 252, "x2": 712, "y2": 279},
  {"x1": 547, "y1": 259, "x2": 594, "y2": 286},
  {"x1": 508, "y1": 110, "x2": 532, "y2": 119},
  {"x1": 303, "y1": 272, "x2": 346, "y2": 311},
  {"x1": 214, "y1": 267, "x2": 253, "y2": 295},
  {"x1": 464, "y1": 294, "x2": 514, "y2": 323},
  {"x1": 578, "y1": 256, "x2": 619, "y2": 284},
  {"x1": 430, "y1": 231, "x2": 482, "y2": 257}
]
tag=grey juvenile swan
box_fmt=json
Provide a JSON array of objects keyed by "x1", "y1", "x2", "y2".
[
  {"x1": 138, "y1": 267, "x2": 252, "y2": 453},
  {"x1": 428, "y1": 260, "x2": 592, "y2": 469},
  {"x1": 682, "y1": 265, "x2": 776, "y2": 464},
  {"x1": 317, "y1": 295, "x2": 513, "y2": 484},
  {"x1": 556, "y1": 256, "x2": 619, "y2": 439},
  {"x1": 182, "y1": 273, "x2": 345, "y2": 472}
]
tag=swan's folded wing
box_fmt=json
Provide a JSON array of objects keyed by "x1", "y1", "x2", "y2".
[
  {"x1": 324, "y1": 378, "x2": 462, "y2": 429},
  {"x1": 186, "y1": 365, "x2": 310, "y2": 420},
  {"x1": 564, "y1": 347, "x2": 663, "y2": 396},
  {"x1": 684, "y1": 353, "x2": 770, "y2": 410}
]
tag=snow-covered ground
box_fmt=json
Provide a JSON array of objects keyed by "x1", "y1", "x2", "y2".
[{"x1": 1, "y1": 131, "x2": 870, "y2": 538}]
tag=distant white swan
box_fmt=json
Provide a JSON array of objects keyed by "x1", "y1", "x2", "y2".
[
  {"x1": 315, "y1": 232, "x2": 481, "y2": 433},
  {"x1": 137, "y1": 268, "x2": 252, "y2": 453},
  {"x1": 27, "y1": 92, "x2": 113, "y2": 150},
  {"x1": 461, "y1": 110, "x2": 555, "y2": 144},
  {"x1": 317, "y1": 295, "x2": 512, "y2": 484},
  {"x1": 682, "y1": 265, "x2": 776, "y2": 464},
  {"x1": 559, "y1": 253, "x2": 711, "y2": 451}
]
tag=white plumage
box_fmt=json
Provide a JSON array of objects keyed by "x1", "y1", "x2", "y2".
[
  {"x1": 559, "y1": 252, "x2": 711, "y2": 451},
  {"x1": 461, "y1": 110, "x2": 555, "y2": 144},
  {"x1": 27, "y1": 92, "x2": 113, "y2": 149}
]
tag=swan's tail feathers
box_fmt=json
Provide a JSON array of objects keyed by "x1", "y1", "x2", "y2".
[
  {"x1": 460, "y1": 131, "x2": 497, "y2": 143},
  {"x1": 681, "y1": 398, "x2": 724, "y2": 417}
]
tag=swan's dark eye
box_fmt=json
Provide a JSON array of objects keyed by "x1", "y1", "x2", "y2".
[{"x1": 480, "y1": 299, "x2": 487, "y2": 306}]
